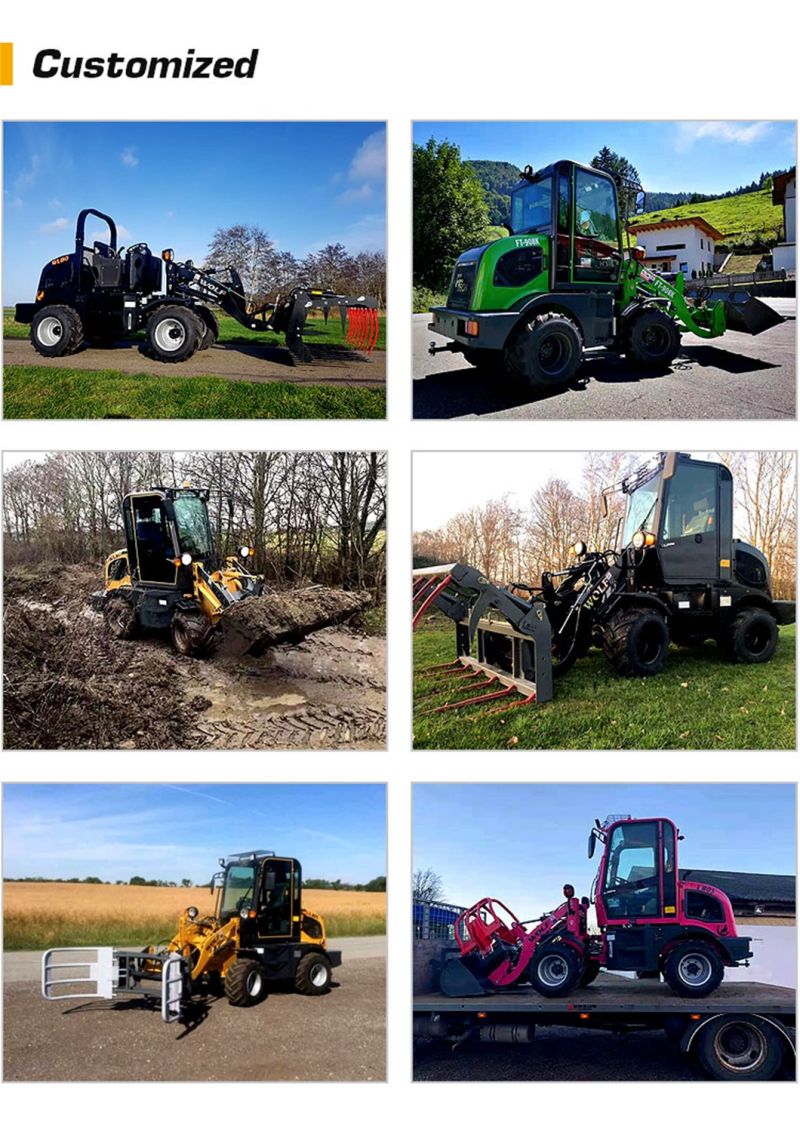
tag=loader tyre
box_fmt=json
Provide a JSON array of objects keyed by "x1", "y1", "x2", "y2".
[
  {"x1": 225, "y1": 958, "x2": 267, "y2": 1006},
  {"x1": 694, "y1": 1014, "x2": 785, "y2": 1081},
  {"x1": 580, "y1": 961, "x2": 601, "y2": 987},
  {"x1": 145, "y1": 305, "x2": 202, "y2": 363},
  {"x1": 103, "y1": 593, "x2": 138, "y2": 640},
  {"x1": 528, "y1": 943, "x2": 584, "y2": 998},
  {"x1": 171, "y1": 612, "x2": 215, "y2": 658},
  {"x1": 295, "y1": 951, "x2": 333, "y2": 996},
  {"x1": 602, "y1": 607, "x2": 669, "y2": 677},
  {"x1": 622, "y1": 309, "x2": 680, "y2": 369},
  {"x1": 195, "y1": 308, "x2": 219, "y2": 351},
  {"x1": 719, "y1": 607, "x2": 778, "y2": 664},
  {"x1": 663, "y1": 941, "x2": 724, "y2": 999},
  {"x1": 504, "y1": 313, "x2": 583, "y2": 392},
  {"x1": 31, "y1": 305, "x2": 84, "y2": 357}
]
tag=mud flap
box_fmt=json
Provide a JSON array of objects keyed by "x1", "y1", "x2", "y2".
[{"x1": 714, "y1": 291, "x2": 784, "y2": 335}]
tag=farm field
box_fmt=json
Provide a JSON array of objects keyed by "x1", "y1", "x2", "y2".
[
  {"x1": 413, "y1": 621, "x2": 796, "y2": 751},
  {"x1": 3, "y1": 881, "x2": 386, "y2": 949}
]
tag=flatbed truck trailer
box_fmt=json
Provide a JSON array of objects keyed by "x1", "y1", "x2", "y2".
[{"x1": 413, "y1": 975, "x2": 795, "y2": 1081}]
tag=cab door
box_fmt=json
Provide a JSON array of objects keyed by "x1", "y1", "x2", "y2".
[
  {"x1": 657, "y1": 460, "x2": 720, "y2": 583},
  {"x1": 571, "y1": 167, "x2": 621, "y2": 285},
  {"x1": 123, "y1": 493, "x2": 178, "y2": 585},
  {"x1": 255, "y1": 857, "x2": 300, "y2": 942}
]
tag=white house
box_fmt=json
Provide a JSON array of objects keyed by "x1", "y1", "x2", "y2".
[
  {"x1": 771, "y1": 169, "x2": 795, "y2": 273},
  {"x1": 630, "y1": 216, "x2": 723, "y2": 278}
]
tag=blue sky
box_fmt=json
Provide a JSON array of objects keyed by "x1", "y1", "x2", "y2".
[
  {"x1": 414, "y1": 120, "x2": 796, "y2": 195},
  {"x1": 3, "y1": 784, "x2": 386, "y2": 884},
  {"x1": 414, "y1": 784, "x2": 795, "y2": 917},
  {"x1": 3, "y1": 121, "x2": 386, "y2": 304}
]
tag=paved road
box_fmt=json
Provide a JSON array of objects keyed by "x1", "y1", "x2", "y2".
[
  {"x1": 4, "y1": 337, "x2": 385, "y2": 389},
  {"x1": 4, "y1": 940, "x2": 385, "y2": 1082},
  {"x1": 412, "y1": 301, "x2": 795, "y2": 419}
]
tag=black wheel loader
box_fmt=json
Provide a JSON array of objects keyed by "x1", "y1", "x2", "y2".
[
  {"x1": 412, "y1": 452, "x2": 795, "y2": 708},
  {"x1": 92, "y1": 484, "x2": 369, "y2": 657},
  {"x1": 15, "y1": 208, "x2": 379, "y2": 364}
]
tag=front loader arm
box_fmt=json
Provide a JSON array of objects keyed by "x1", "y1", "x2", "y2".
[{"x1": 627, "y1": 262, "x2": 725, "y2": 339}]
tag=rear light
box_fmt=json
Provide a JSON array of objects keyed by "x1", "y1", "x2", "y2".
[{"x1": 465, "y1": 320, "x2": 479, "y2": 337}]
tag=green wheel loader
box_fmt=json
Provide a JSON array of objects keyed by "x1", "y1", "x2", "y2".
[{"x1": 428, "y1": 160, "x2": 783, "y2": 392}]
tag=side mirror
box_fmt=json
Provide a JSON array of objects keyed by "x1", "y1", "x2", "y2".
[
  {"x1": 635, "y1": 190, "x2": 646, "y2": 215},
  {"x1": 601, "y1": 493, "x2": 609, "y2": 518},
  {"x1": 588, "y1": 832, "x2": 596, "y2": 859}
]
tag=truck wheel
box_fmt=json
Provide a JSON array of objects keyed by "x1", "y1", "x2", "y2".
[
  {"x1": 225, "y1": 959, "x2": 267, "y2": 1006},
  {"x1": 602, "y1": 607, "x2": 669, "y2": 677},
  {"x1": 295, "y1": 951, "x2": 332, "y2": 996},
  {"x1": 170, "y1": 612, "x2": 215, "y2": 658},
  {"x1": 30, "y1": 305, "x2": 85, "y2": 357},
  {"x1": 103, "y1": 593, "x2": 138, "y2": 640},
  {"x1": 719, "y1": 608, "x2": 778, "y2": 664},
  {"x1": 663, "y1": 941, "x2": 724, "y2": 998},
  {"x1": 528, "y1": 943, "x2": 584, "y2": 998},
  {"x1": 145, "y1": 305, "x2": 201, "y2": 363},
  {"x1": 504, "y1": 313, "x2": 583, "y2": 392},
  {"x1": 622, "y1": 309, "x2": 680, "y2": 368},
  {"x1": 694, "y1": 1015, "x2": 785, "y2": 1081}
]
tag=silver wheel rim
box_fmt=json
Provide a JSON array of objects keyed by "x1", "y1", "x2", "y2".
[
  {"x1": 310, "y1": 962, "x2": 328, "y2": 988},
  {"x1": 678, "y1": 951, "x2": 713, "y2": 988},
  {"x1": 246, "y1": 969, "x2": 263, "y2": 997},
  {"x1": 538, "y1": 953, "x2": 569, "y2": 987},
  {"x1": 153, "y1": 317, "x2": 186, "y2": 352},
  {"x1": 713, "y1": 1022, "x2": 767, "y2": 1073},
  {"x1": 107, "y1": 602, "x2": 130, "y2": 635},
  {"x1": 37, "y1": 316, "x2": 63, "y2": 346}
]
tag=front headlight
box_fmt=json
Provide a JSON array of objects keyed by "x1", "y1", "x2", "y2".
[
  {"x1": 632, "y1": 531, "x2": 646, "y2": 550},
  {"x1": 180, "y1": 552, "x2": 193, "y2": 566},
  {"x1": 187, "y1": 905, "x2": 199, "y2": 920},
  {"x1": 571, "y1": 540, "x2": 587, "y2": 557},
  {"x1": 239, "y1": 545, "x2": 250, "y2": 558}
]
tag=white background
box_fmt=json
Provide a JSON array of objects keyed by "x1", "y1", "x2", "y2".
[{"x1": 0, "y1": 0, "x2": 798, "y2": 1117}]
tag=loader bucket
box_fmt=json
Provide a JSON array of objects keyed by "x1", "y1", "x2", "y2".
[
  {"x1": 438, "y1": 954, "x2": 491, "y2": 998},
  {"x1": 715, "y1": 291, "x2": 784, "y2": 336},
  {"x1": 217, "y1": 586, "x2": 371, "y2": 657}
]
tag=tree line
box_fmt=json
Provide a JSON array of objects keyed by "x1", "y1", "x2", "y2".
[
  {"x1": 205, "y1": 224, "x2": 386, "y2": 309},
  {"x1": 413, "y1": 452, "x2": 796, "y2": 601},
  {"x1": 3, "y1": 450, "x2": 386, "y2": 598},
  {"x1": 6, "y1": 874, "x2": 386, "y2": 890}
]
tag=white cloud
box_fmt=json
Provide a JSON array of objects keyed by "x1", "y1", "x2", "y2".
[
  {"x1": 675, "y1": 121, "x2": 773, "y2": 150},
  {"x1": 48, "y1": 196, "x2": 62, "y2": 209},
  {"x1": 14, "y1": 153, "x2": 41, "y2": 192},
  {"x1": 40, "y1": 216, "x2": 69, "y2": 235},
  {"x1": 120, "y1": 146, "x2": 139, "y2": 167},
  {"x1": 336, "y1": 129, "x2": 385, "y2": 205},
  {"x1": 89, "y1": 223, "x2": 132, "y2": 244},
  {"x1": 336, "y1": 183, "x2": 374, "y2": 205}
]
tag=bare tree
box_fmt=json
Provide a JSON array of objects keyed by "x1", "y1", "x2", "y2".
[{"x1": 413, "y1": 868, "x2": 444, "y2": 903}]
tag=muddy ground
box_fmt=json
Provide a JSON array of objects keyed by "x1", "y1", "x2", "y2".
[{"x1": 2, "y1": 565, "x2": 385, "y2": 751}]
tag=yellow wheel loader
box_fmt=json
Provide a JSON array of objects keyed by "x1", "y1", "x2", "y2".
[
  {"x1": 42, "y1": 851, "x2": 340, "y2": 1022},
  {"x1": 91, "y1": 485, "x2": 369, "y2": 657}
]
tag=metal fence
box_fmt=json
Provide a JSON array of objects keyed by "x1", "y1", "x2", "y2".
[{"x1": 413, "y1": 898, "x2": 466, "y2": 940}]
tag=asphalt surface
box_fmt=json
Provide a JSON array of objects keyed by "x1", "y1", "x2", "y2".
[
  {"x1": 4, "y1": 337, "x2": 385, "y2": 389},
  {"x1": 412, "y1": 299, "x2": 795, "y2": 420},
  {"x1": 3, "y1": 938, "x2": 385, "y2": 1081}
]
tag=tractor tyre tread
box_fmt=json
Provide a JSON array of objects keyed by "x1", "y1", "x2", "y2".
[
  {"x1": 694, "y1": 1014, "x2": 785, "y2": 1080},
  {"x1": 718, "y1": 607, "x2": 778, "y2": 665},
  {"x1": 295, "y1": 951, "x2": 333, "y2": 996},
  {"x1": 171, "y1": 612, "x2": 215, "y2": 659},
  {"x1": 224, "y1": 958, "x2": 267, "y2": 1007},
  {"x1": 504, "y1": 312, "x2": 583, "y2": 392},
  {"x1": 621, "y1": 308, "x2": 681, "y2": 369},
  {"x1": 31, "y1": 304, "x2": 85, "y2": 357},
  {"x1": 601, "y1": 606, "x2": 669, "y2": 678},
  {"x1": 103, "y1": 592, "x2": 138, "y2": 640}
]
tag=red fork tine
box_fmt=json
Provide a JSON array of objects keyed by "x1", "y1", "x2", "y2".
[
  {"x1": 358, "y1": 306, "x2": 369, "y2": 350},
  {"x1": 345, "y1": 307, "x2": 357, "y2": 346},
  {"x1": 368, "y1": 307, "x2": 379, "y2": 352}
]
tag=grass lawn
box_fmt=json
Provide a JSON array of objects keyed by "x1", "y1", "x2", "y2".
[
  {"x1": 3, "y1": 365, "x2": 385, "y2": 419},
  {"x1": 413, "y1": 622, "x2": 796, "y2": 751}
]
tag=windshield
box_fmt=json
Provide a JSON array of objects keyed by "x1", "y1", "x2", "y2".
[
  {"x1": 602, "y1": 821, "x2": 659, "y2": 918},
  {"x1": 173, "y1": 493, "x2": 213, "y2": 556},
  {"x1": 621, "y1": 473, "x2": 661, "y2": 545},
  {"x1": 221, "y1": 864, "x2": 256, "y2": 916},
  {"x1": 510, "y1": 177, "x2": 553, "y2": 235}
]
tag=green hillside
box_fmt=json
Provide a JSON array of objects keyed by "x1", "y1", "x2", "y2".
[{"x1": 628, "y1": 188, "x2": 783, "y2": 249}]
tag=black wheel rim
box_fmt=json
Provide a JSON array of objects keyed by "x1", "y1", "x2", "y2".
[
  {"x1": 743, "y1": 620, "x2": 771, "y2": 656},
  {"x1": 635, "y1": 621, "x2": 664, "y2": 666},
  {"x1": 642, "y1": 324, "x2": 671, "y2": 358},
  {"x1": 537, "y1": 333, "x2": 572, "y2": 378}
]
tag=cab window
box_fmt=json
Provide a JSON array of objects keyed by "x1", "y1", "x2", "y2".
[
  {"x1": 663, "y1": 463, "x2": 717, "y2": 540},
  {"x1": 603, "y1": 821, "x2": 659, "y2": 918},
  {"x1": 573, "y1": 169, "x2": 620, "y2": 281}
]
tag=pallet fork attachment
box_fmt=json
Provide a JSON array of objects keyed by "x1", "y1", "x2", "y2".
[{"x1": 412, "y1": 563, "x2": 554, "y2": 706}]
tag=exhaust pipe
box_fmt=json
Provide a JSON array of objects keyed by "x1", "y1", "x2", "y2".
[{"x1": 479, "y1": 1023, "x2": 535, "y2": 1044}]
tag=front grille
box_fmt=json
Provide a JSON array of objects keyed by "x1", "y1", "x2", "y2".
[{"x1": 448, "y1": 261, "x2": 476, "y2": 310}]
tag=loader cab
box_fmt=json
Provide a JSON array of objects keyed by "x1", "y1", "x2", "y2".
[
  {"x1": 620, "y1": 453, "x2": 733, "y2": 585},
  {"x1": 509, "y1": 160, "x2": 623, "y2": 289},
  {"x1": 219, "y1": 851, "x2": 303, "y2": 945},
  {"x1": 122, "y1": 487, "x2": 214, "y2": 587},
  {"x1": 594, "y1": 816, "x2": 679, "y2": 925}
]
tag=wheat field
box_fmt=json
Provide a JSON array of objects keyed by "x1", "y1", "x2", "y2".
[{"x1": 3, "y1": 882, "x2": 386, "y2": 949}]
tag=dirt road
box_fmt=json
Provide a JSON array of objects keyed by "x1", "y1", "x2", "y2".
[
  {"x1": 413, "y1": 300, "x2": 795, "y2": 419},
  {"x1": 3, "y1": 565, "x2": 386, "y2": 751},
  {"x1": 4, "y1": 337, "x2": 385, "y2": 389},
  {"x1": 4, "y1": 940, "x2": 385, "y2": 1082}
]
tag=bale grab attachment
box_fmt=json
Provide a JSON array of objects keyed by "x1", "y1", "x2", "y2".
[{"x1": 412, "y1": 562, "x2": 554, "y2": 709}]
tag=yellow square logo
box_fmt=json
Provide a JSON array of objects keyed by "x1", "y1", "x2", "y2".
[{"x1": 0, "y1": 43, "x2": 13, "y2": 85}]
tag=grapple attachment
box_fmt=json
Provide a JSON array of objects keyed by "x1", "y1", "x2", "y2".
[
  {"x1": 274, "y1": 289, "x2": 380, "y2": 362},
  {"x1": 343, "y1": 302, "x2": 381, "y2": 353},
  {"x1": 218, "y1": 586, "x2": 371, "y2": 657},
  {"x1": 713, "y1": 290, "x2": 784, "y2": 336},
  {"x1": 412, "y1": 563, "x2": 554, "y2": 711}
]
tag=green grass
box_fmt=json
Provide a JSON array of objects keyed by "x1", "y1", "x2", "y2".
[
  {"x1": 413, "y1": 622, "x2": 795, "y2": 751},
  {"x1": 628, "y1": 188, "x2": 783, "y2": 247},
  {"x1": 3, "y1": 365, "x2": 385, "y2": 419}
]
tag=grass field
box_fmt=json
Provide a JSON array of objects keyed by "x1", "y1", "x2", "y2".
[
  {"x1": 3, "y1": 310, "x2": 386, "y2": 420},
  {"x1": 413, "y1": 622, "x2": 796, "y2": 751},
  {"x1": 628, "y1": 188, "x2": 783, "y2": 246},
  {"x1": 3, "y1": 882, "x2": 386, "y2": 950}
]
